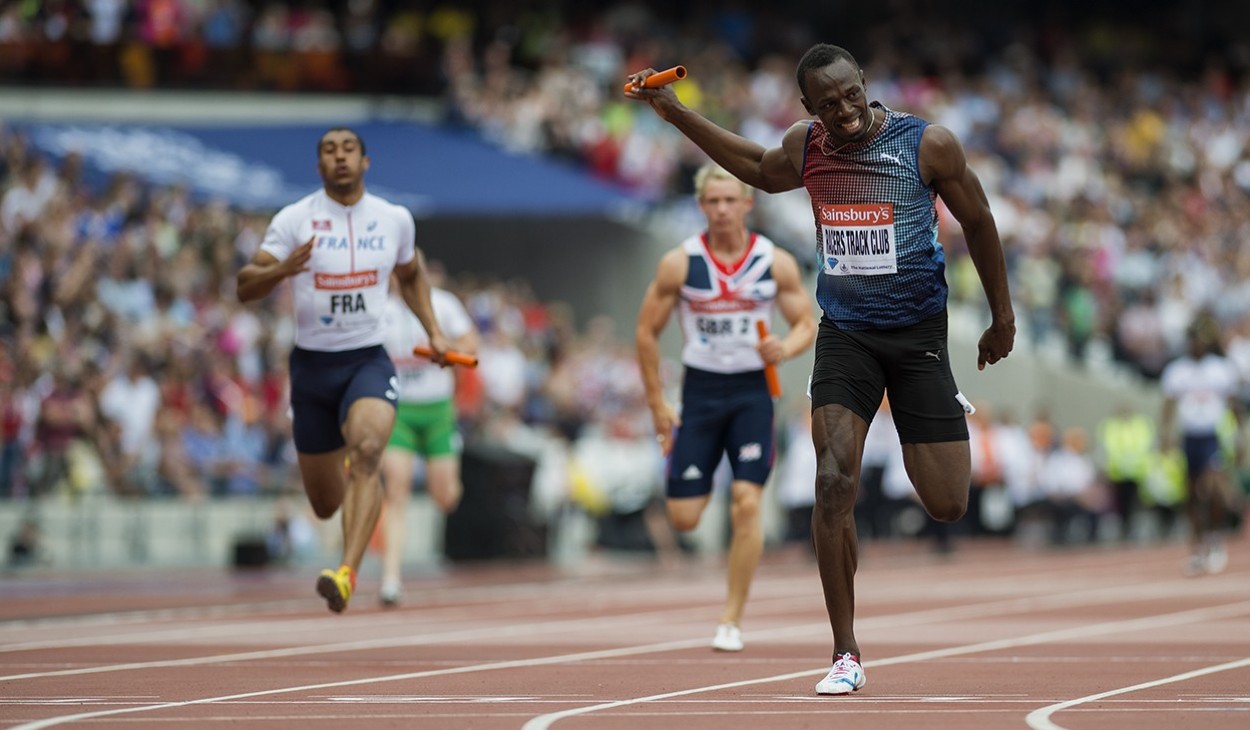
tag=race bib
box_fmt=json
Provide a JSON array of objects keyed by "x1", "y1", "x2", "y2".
[
  {"x1": 314, "y1": 270, "x2": 380, "y2": 329},
  {"x1": 818, "y1": 203, "x2": 897, "y2": 276},
  {"x1": 694, "y1": 314, "x2": 755, "y2": 342}
]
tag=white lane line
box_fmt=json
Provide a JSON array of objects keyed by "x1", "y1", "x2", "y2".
[
  {"x1": 0, "y1": 572, "x2": 1196, "y2": 681},
  {"x1": 0, "y1": 578, "x2": 820, "y2": 653},
  {"x1": 6, "y1": 637, "x2": 739, "y2": 730},
  {"x1": 1024, "y1": 656, "x2": 1250, "y2": 730},
  {"x1": 15, "y1": 599, "x2": 1250, "y2": 730},
  {"x1": 1, "y1": 571, "x2": 1236, "y2": 682},
  {"x1": 0, "y1": 548, "x2": 1210, "y2": 654},
  {"x1": 519, "y1": 599, "x2": 1250, "y2": 730},
  {"x1": 0, "y1": 545, "x2": 1177, "y2": 637},
  {"x1": 0, "y1": 570, "x2": 764, "y2": 634}
]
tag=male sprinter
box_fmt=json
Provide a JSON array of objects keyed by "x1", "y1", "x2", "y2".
[
  {"x1": 637, "y1": 163, "x2": 815, "y2": 652},
  {"x1": 237, "y1": 127, "x2": 449, "y2": 613},
  {"x1": 628, "y1": 43, "x2": 1014, "y2": 693}
]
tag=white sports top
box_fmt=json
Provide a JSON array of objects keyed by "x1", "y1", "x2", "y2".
[
  {"x1": 381, "y1": 287, "x2": 474, "y2": 403},
  {"x1": 260, "y1": 189, "x2": 416, "y2": 351},
  {"x1": 1160, "y1": 353, "x2": 1238, "y2": 435},
  {"x1": 677, "y1": 232, "x2": 777, "y2": 374}
]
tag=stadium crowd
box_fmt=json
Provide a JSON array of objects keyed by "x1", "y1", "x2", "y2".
[
  {"x1": 6, "y1": 0, "x2": 1247, "y2": 379},
  {"x1": 2, "y1": 0, "x2": 1249, "y2": 554}
]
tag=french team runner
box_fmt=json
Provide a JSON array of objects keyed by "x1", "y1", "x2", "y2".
[{"x1": 237, "y1": 127, "x2": 450, "y2": 613}]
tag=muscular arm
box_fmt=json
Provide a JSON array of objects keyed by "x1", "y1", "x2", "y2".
[
  {"x1": 394, "y1": 250, "x2": 450, "y2": 358},
  {"x1": 921, "y1": 124, "x2": 1015, "y2": 370},
  {"x1": 236, "y1": 239, "x2": 312, "y2": 303},
  {"x1": 636, "y1": 249, "x2": 687, "y2": 450},
  {"x1": 626, "y1": 76, "x2": 806, "y2": 194},
  {"x1": 760, "y1": 248, "x2": 816, "y2": 364}
]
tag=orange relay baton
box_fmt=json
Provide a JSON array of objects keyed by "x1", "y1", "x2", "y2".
[
  {"x1": 623, "y1": 65, "x2": 687, "y2": 93},
  {"x1": 755, "y1": 321, "x2": 782, "y2": 398},
  {"x1": 412, "y1": 345, "x2": 478, "y2": 368}
]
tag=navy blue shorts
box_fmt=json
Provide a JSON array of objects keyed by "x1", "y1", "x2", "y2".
[
  {"x1": 666, "y1": 367, "x2": 774, "y2": 499},
  {"x1": 810, "y1": 312, "x2": 968, "y2": 444},
  {"x1": 288, "y1": 345, "x2": 398, "y2": 454},
  {"x1": 1182, "y1": 433, "x2": 1223, "y2": 480}
]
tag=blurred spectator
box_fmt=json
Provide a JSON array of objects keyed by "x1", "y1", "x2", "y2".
[
  {"x1": 7, "y1": 516, "x2": 43, "y2": 568},
  {"x1": 29, "y1": 364, "x2": 95, "y2": 498},
  {"x1": 966, "y1": 402, "x2": 1006, "y2": 536},
  {"x1": 571, "y1": 410, "x2": 670, "y2": 558},
  {"x1": 993, "y1": 407, "x2": 1041, "y2": 538},
  {"x1": 0, "y1": 379, "x2": 24, "y2": 496},
  {"x1": 266, "y1": 497, "x2": 317, "y2": 565},
  {"x1": 1096, "y1": 402, "x2": 1156, "y2": 542},
  {"x1": 1, "y1": 156, "x2": 56, "y2": 236},
  {"x1": 1037, "y1": 426, "x2": 1106, "y2": 546},
  {"x1": 774, "y1": 399, "x2": 816, "y2": 552},
  {"x1": 98, "y1": 352, "x2": 163, "y2": 495},
  {"x1": 879, "y1": 404, "x2": 953, "y2": 554},
  {"x1": 855, "y1": 397, "x2": 895, "y2": 540}
]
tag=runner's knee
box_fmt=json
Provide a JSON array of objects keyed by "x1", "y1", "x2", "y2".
[
  {"x1": 921, "y1": 489, "x2": 967, "y2": 523},
  {"x1": 431, "y1": 480, "x2": 462, "y2": 513},
  {"x1": 346, "y1": 432, "x2": 387, "y2": 474},
  {"x1": 731, "y1": 486, "x2": 762, "y2": 527},
  {"x1": 814, "y1": 461, "x2": 855, "y2": 517},
  {"x1": 308, "y1": 494, "x2": 339, "y2": 520}
]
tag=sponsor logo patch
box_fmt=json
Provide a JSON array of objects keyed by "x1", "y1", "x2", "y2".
[{"x1": 314, "y1": 270, "x2": 379, "y2": 290}]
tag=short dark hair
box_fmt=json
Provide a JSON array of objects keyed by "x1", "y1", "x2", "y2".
[
  {"x1": 318, "y1": 127, "x2": 366, "y2": 156},
  {"x1": 796, "y1": 44, "x2": 860, "y2": 97}
]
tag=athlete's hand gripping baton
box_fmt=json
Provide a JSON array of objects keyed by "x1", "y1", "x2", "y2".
[
  {"x1": 755, "y1": 321, "x2": 782, "y2": 398},
  {"x1": 623, "y1": 65, "x2": 687, "y2": 93},
  {"x1": 412, "y1": 345, "x2": 478, "y2": 368}
]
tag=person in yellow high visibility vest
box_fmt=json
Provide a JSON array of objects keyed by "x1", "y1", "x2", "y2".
[{"x1": 1097, "y1": 402, "x2": 1156, "y2": 542}]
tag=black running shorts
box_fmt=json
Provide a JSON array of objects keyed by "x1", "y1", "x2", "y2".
[{"x1": 810, "y1": 312, "x2": 969, "y2": 444}]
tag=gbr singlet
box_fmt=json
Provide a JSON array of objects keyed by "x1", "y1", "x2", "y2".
[
  {"x1": 677, "y1": 232, "x2": 776, "y2": 373},
  {"x1": 260, "y1": 189, "x2": 416, "y2": 351},
  {"x1": 803, "y1": 102, "x2": 947, "y2": 329}
]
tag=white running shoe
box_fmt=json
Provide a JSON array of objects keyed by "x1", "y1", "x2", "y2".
[
  {"x1": 1205, "y1": 543, "x2": 1228, "y2": 575},
  {"x1": 379, "y1": 582, "x2": 402, "y2": 608},
  {"x1": 816, "y1": 652, "x2": 866, "y2": 695},
  {"x1": 711, "y1": 623, "x2": 744, "y2": 652}
]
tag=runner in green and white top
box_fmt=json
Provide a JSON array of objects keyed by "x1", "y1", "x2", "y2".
[{"x1": 378, "y1": 277, "x2": 478, "y2": 605}]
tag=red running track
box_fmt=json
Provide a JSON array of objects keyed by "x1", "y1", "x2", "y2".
[{"x1": 1, "y1": 539, "x2": 1248, "y2": 729}]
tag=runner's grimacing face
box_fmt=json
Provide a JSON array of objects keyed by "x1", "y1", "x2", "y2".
[
  {"x1": 801, "y1": 59, "x2": 872, "y2": 146},
  {"x1": 318, "y1": 133, "x2": 369, "y2": 190}
]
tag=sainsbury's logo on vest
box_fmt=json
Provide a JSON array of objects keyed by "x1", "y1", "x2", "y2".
[
  {"x1": 818, "y1": 204, "x2": 893, "y2": 225},
  {"x1": 315, "y1": 270, "x2": 379, "y2": 290}
]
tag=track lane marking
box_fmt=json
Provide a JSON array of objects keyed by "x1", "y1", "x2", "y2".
[
  {"x1": 1, "y1": 572, "x2": 1227, "y2": 682},
  {"x1": 11, "y1": 596, "x2": 1250, "y2": 729},
  {"x1": 1024, "y1": 656, "x2": 1250, "y2": 730},
  {"x1": 520, "y1": 599, "x2": 1250, "y2": 729}
]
